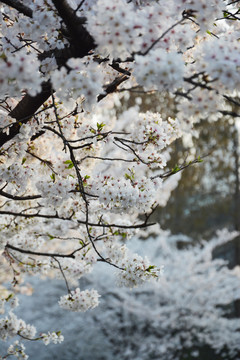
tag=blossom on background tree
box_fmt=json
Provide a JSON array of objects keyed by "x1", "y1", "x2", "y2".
[
  {"x1": 0, "y1": 0, "x2": 240, "y2": 358},
  {"x1": 1, "y1": 229, "x2": 239, "y2": 360},
  {"x1": 78, "y1": 230, "x2": 240, "y2": 360}
]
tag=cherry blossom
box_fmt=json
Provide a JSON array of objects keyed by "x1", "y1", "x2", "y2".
[
  {"x1": 58, "y1": 288, "x2": 100, "y2": 312},
  {"x1": 0, "y1": 0, "x2": 240, "y2": 358}
]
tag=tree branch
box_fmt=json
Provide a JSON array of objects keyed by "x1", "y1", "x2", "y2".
[
  {"x1": 98, "y1": 75, "x2": 129, "y2": 101},
  {"x1": 0, "y1": 81, "x2": 52, "y2": 147},
  {"x1": 0, "y1": 1, "x2": 96, "y2": 149},
  {"x1": 0, "y1": 210, "x2": 155, "y2": 229},
  {"x1": 0, "y1": 189, "x2": 41, "y2": 201},
  {"x1": 6, "y1": 243, "x2": 75, "y2": 259},
  {"x1": 0, "y1": 0, "x2": 33, "y2": 18},
  {"x1": 51, "y1": 0, "x2": 95, "y2": 57}
]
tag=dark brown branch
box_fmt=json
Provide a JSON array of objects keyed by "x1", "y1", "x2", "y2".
[
  {"x1": 110, "y1": 62, "x2": 131, "y2": 76},
  {"x1": 220, "y1": 9, "x2": 240, "y2": 21},
  {"x1": 114, "y1": 136, "x2": 148, "y2": 146},
  {"x1": 0, "y1": 81, "x2": 52, "y2": 147},
  {"x1": 6, "y1": 243, "x2": 75, "y2": 259},
  {"x1": 53, "y1": 256, "x2": 71, "y2": 293},
  {"x1": 0, "y1": 4, "x2": 128, "y2": 150},
  {"x1": 0, "y1": 189, "x2": 41, "y2": 201},
  {"x1": 74, "y1": 0, "x2": 86, "y2": 14},
  {"x1": 151, "y1": 153, "x2": 209, "y2": 180},
  {"x1": 98, "y1": 75, "x2": 129, "y2": 101},
  {"x1": 220, "y1": 110, "x2": 240, "y2": 117},
  {"x1": 0, "y1": 0, "x2": 33, "y2": 18},
  {"x1": 183, "y1": 77, "x2": 214, "y2": 91},
  {"x1": 0, "y1": 188, "x2": 97, "y2": 202},
  {"x1": 52, "y1": 0, "x2": 85, "y2": 35},
  {"x1": 0, "y1": 210, "x2": 155, "y2": 229},
  {"x1": 7, "y1": 241, "x2": 124, "y2": 271},
  {"x1": 224, "y1": 95, "x2": 240, "y2": 107},
  {"x1": 114, "y1": 137, "x2": 149, "y2": 165},
  {"x1": 0, "y1": 1, "x2": 96, "y2": 149},
  {"x1": 51, "y1": 0, "x2": 96, "y2": 57},
  {"x1": 43, "y1": 125, "x2": 110, "y2": 150},
  {"x1": 79, "y1": 155, "x2": 136, "y2": 163}
]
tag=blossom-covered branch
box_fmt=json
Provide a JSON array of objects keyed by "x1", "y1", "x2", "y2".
[{"x1": 1, "y1": 0, "x2": 240, "y2": 358}]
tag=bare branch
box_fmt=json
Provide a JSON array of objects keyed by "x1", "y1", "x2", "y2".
[
  {"x1": 98, "y1": 75, "x2": 129, "y2": 101},
  {"x1": 151, "y1": 153, "x2": 210, "y2": 180},
  {"x1": 0, "y1": 0, "x2": 33, "y2": 18},
  {"x1": 0, "y1": 209, "x2": 156, "y2": 229},
  {"x1": 53, "y1": 256, "x2": 71, "y2": 293},
  {"x1": 0, "y1": 189, "x2": 41, "y2": 201},
  {"x1": 6, "y1": 243, "x2": 76, "y2": 259},
  {"x1": 0, "y1": 81, "x2": 52, "y2": 148}
]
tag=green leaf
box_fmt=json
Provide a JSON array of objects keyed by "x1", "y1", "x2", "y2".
[
  {"x1": 5, "y1": 293, "x2": 14, "y2": 301},
  {"x1": 64, "y1": 160, "x2": 74, "y2": 169},
  {"x1": 146, "y1": 265, "x2": 156, "y2": 272},
  {"x1": 0, "y1": 53, "x2": 7, "y2": 60},
  {"x1": 97, "y1": 122, "x2": 105, "y2": 131},
  {"x1": 125, "y1": 169, "x2": 135, "y2": 181},
  {"x1": 22, "y1": 157, "x2": 27, "y2": 165},
  {"x1": 50, "y1": 173, "x2": 56, "y2": 182},
  {"x1": 172, "y1": 165, "x2": 180, "y2": 174}
]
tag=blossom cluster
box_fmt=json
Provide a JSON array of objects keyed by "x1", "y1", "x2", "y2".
[
  {"x1": 0, "y1": 162, "x2": 34, "y2": 193},
  {"x1": 200, "y1": 35, "x2": 240, "y2": 92},
  {"x1": 89, "y1": 231, "x2": 240, "y2": 360},
  {"x1": 0, "y1": 311, "x2": 36, "y2": 341},
  {"x1": 93, "y1": 175, "x2": 159, "y2": 213},
  {"x1": 103, "y1": 239, "x2": 163, "y2": 288},
  {"x1": 57, "y1": 250, "x2": 97, "y2": 282},
  {"x1": 36, "y1": 178, "x2": 76, "y2": 207},
  {"x1": 131, "y1": 111, "x2": 181, "y2": 151},
  {"x1": 0, "y1": 50, "x2": 42, "y2": 97},
  {"x1": 0, "y1": 299, "x2": 64, "y2": 359},
  {"x1": 0, "y1": 0, "x2": 64, "y2": 54},
  {"x1": 117, "y1": 253, "x2": 163, "y2": 288},
  {"x1": 0, "y1": 0, "x2": 240, "y2": 358},
  {"x1": 86, "y1": 0, "x2": 143, "y2": 58},
  {"x1": 134, "y1": 49, "x2": 184, "y2": 92},
  {"x1": 7, "y1": 341, "x2": 28, "y2": 360},
  {"x1": 58, "y1": 288, "x2": 100, "y2": 312},
  {"x1": 177, "y1": 0, "x2": 224, "y2": 31},
  {"x1": 41, "y1": 331, "x2": 64, "y2": 345},
  {"x1": 177, "y1": 88, "x2": 225, "y2": 127},
  {"x1": 51, "y1": 57, "x2": 104, "y2": 109}
]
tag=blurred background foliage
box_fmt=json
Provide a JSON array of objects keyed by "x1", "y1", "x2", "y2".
[{"x1": 122, "y1": 89, "x2": 240, "y2": 240}]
